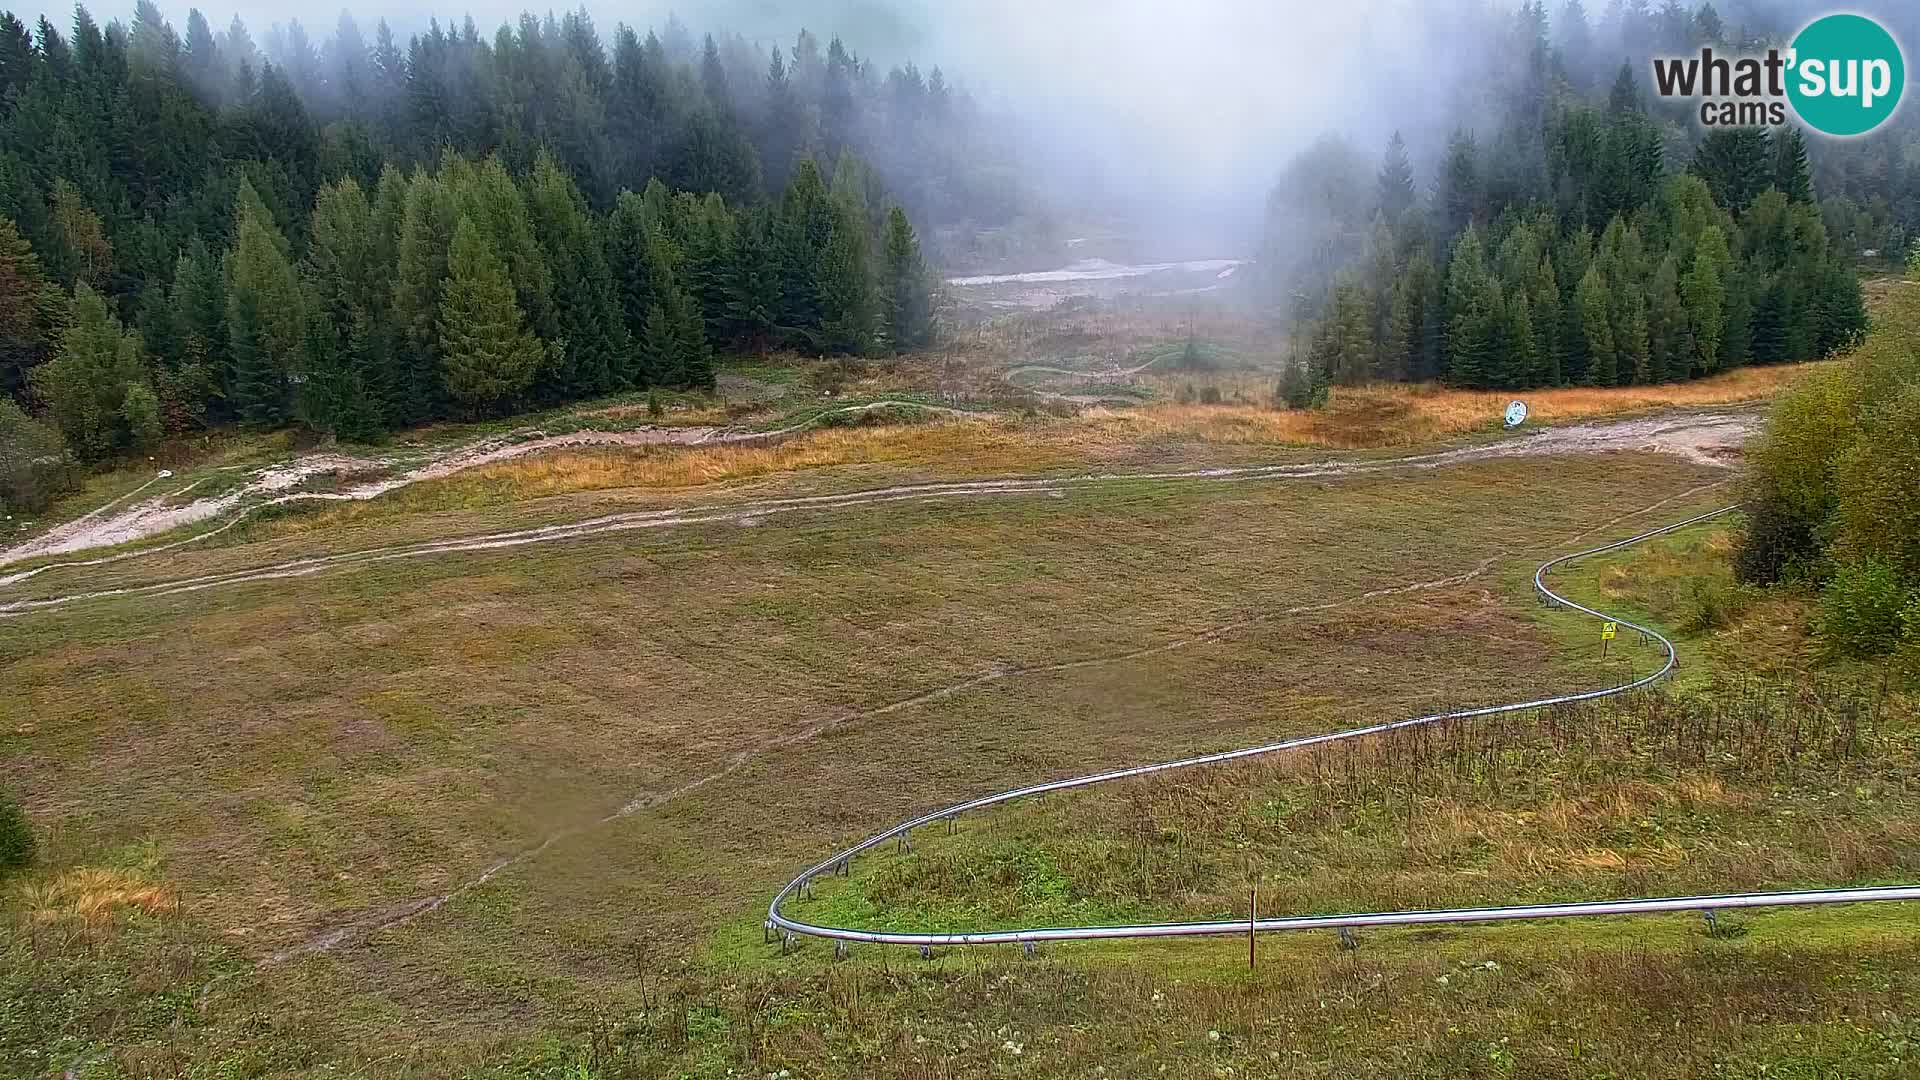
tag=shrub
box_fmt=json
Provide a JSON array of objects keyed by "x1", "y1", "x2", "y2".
[
  {"x1": 1275, "y1": 359, "x2": 1325, "y2": 410},
  {"x1": 1681, "y1": 577, "x2": 1751, "y2": 634},
  {"x1": 1733, "y1": 495, "x2": 1821, "y2": 586},
  {"x1": 122, "y1": 381, "x2": 163, "y2": 450},
  {"x1": 0, "y1": 788, "x2": 32, "y2": 875},
  {"x1": 1748, "y1": 364, "x2": 1859, "y2": 524},
  {"x1": 1833, "y1": 382, "x2": 1920, "y2": 583},
  {"x1": 1199, "y1": 384, "x2": 1223, "y2": 405},
  {"x1": 646, "y1": 388, "x2": 664, "y2": 419},
  {"x1": 0, "y1": 395, "x2": 73, "y2": 512},
  {"x1": 1817, "y1": 560, "x2": 1909, "y2": 657}
]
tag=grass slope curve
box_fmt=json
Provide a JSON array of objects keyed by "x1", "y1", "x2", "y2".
[{"x1": 767, "y1": 505, "x2": 1920, "y2": 950}]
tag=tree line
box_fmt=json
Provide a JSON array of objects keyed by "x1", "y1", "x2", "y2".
[
  {"x1": 0, "y1": 3, "x2": 943, "y2": 498},
  {"x1": 1268, "y1": 1, "x2": 1875, "y2": 397}
]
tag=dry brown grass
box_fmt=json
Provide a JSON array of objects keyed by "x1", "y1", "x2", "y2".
[
  {"x1": 21, "y1": 867, "x2": 178, "y2": 934},
  {"x1": 1126, "y1": 362, "x2": 1828, "y2": 449},
  {"x1": 407, "y1": 364, "x2": 1819, "y2": 500},
  {"x1": 209, "y1": 361, "x2": 1824, "y2": 547}
]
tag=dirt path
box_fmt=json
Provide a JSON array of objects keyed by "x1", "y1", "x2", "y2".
[
  {"x1": 0, "y1": 400, "x2": 987, "y2": 578},
  {"x1": 2, "y1": 411, "x2": 1754, "y2": 621}
]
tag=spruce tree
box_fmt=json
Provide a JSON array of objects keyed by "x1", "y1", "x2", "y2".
[
  {"x1": 1377, "y1": 131, "x2": 1416, "y2": 221},
  {"x1": 1619, "y1": 289, "x2": 1651, "y2": 384},
  {"x1": 0, "y1": 215, "x2": 56, "y2": 401},
  {"x1": 35, "y1": 284, "x2": 152, "y2": 458},
  {"x1": 682, "y1": 192, "x2": 740, "y2": 346},
  {"x1": 641, "y1": 300, "x2": 680, "y2": 387},
  {"x1": 1682, "y1": 225, "x2": 1730, "y2": 374},
  {"x1": 1691, "y1": 128, "x2": 1771, "y2": 214},
  {"x1": 673, "y1": 282, "x2": 712, "y2": 390},
  {"x1": 1503, "y1": 289, "x2": 1537, "y2": 390},
  {"x1": 1382, "y1": 273, "x2": 1419, "y2": 381},
  {"x1": 527, "y1": 153, "x2": 627, "y2": 399},
  {"x1": 607, "y1": 189, "x2": 660, "y2": 367},
  {"x1": 1773, "y1": 125, "x2": 1814, "y2": 204},
  {"x1": 1435, "y1": 130, "x2": 1483, "y2": 246},
  {"x1": 723, "y1": 206, "x2": 779, "y2": 347},
  {"x1": 1646, "y1": 252, "x2": 1685, "y2": 383},
  {"x1": 389, "y1": 168, "x2": 452, "y2": 422},
  {"x1": 225, "y1": 178, "x2": 303, "y2": 425},
  {"x1": 1578, "y1": 265, "x2": 1616, "y2": 386},
  {"x1": 881, "y1": 207, "x2": 932, "y2": 352},
  {"x1": 1749, "y1": 279, "x2": 1788, "y2": 364},
  {"x1": 438, "y1": 216, "x2": 543, "y2": 415},
  {"x1": 816, "y1": 201, "x2": 874, "y2": 356},
  {"x1": 776, "y1": 159, "x2": 833, "y2": 342},
  {"x1": 301, "y1": 176, "x2": 386, "y2": 437},
  {"x1": 1529, "y1": 253, "x2": 1561, "y2": 385}
]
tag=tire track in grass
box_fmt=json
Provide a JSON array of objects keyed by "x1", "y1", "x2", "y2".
[
  {"x1": 257, "y1": 476, "x2": 1737, "y2": 966},
  {"x1": 257, "y1": 550, "x2": 1514, "y2": 968},
  {"x1": 1, "y1": 412, "x2": 1754, "y2": 620}
]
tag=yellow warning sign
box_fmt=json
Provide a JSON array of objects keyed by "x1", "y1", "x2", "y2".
[{"x1": 1602, "y1": 622, "x2": 1618, "y2": 640}]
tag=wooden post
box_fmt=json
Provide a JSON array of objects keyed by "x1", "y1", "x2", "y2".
[{"x1": 1248, "y1": 884, "x2": 1257, "y2": 970}]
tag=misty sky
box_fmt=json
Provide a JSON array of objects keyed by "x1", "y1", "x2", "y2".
[
  {"x1": 28, "y1": 0, "x2": 1899, "y2": 251},
  {"x1": 13, "y1": 0, "x2": 1468, "y2": 242}
]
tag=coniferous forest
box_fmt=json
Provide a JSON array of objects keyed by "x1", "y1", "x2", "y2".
[
  {"x1": 2, "y1": 0, "x2": 1918, "y2": 483},
  {"x1": 1269, "y1": 0, "x2": 1899, "y2": 396},
  {"x1": 0, "y1": 2, "x2": 966, "y2": 458}
]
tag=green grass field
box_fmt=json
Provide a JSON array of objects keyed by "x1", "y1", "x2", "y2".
[{"x1": 4, "y1": 436, "x2": 1914, "y2": 1078}]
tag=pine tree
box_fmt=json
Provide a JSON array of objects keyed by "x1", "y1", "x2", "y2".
[
  {"x1": 640, "y1": 300, "x2": 680, "y2": 387},
  {"x1": 300, "y1": 176, "x2": 386, "y2": 437},
  {"x1": 1749, "y1": 278, "x2": 1788, "y2": 364},
  {"x1": 527, "y1": 153, "x2": 627, "y2": 398},
  {"x1": 448, "y1": 156, "x2": 554, "y2": 343},
  {"x1": 1810, "y1": 264, "x2": 1866, "y2": 355},
  {"x1": 170, "y1": 241, "x2": 227, "y2": 413},
  {"x1": 1619, "y1": 289, "x2": 1651, "y2": 384},
  {"x1": 1435, "y1": 130, "x2": 1483, "y2": 246},
  {"x1": 1444, "y1": 265, "x2": 1503, "y2": 391},
  {"x1": 722, "y1": 206, "x2": 779, "y2": 347},
  {"x1": 225, "y1": 177, "x2": 303, "y2": 425},
  {"x1": 1377, "y1": 131, "x2": 1416, "y2": 221},
  {"x1": 1315, "y1": 279, "x2": 1378, "y2": 385},
  {"x1": 35, "y1": 284, "x2": 152, "y2": 458},
  {"x1": 1382, "y1": 272, "x2": 1420, "y2": 381},
  {"x1": 1578, "y1": 265, "x2": 1616, "y2": 386},
  {"x1": 1646, "y1": 252, "x2": 1685, "y2": 383},
  {"x1": 1691, "y1": 128, "x2": 1771, "y2": 214},
  {"x1": 48, "y1": 179, "x2": 113, "y2": 290},
  {"x1": 438, "y1": 216, "x2": 543, "y2": 415},
  {"x1": 1682, "y1": 224, "x2": 1729, "y2": 374},
  {"x1": 881, "y1": 207, "x2": 932, "y2": 352},
  {"x1": 607, "y1": 189, "x2": 659, "y2": 364},
  {"x1": 1529, "y1": 254, "x2": 1561, "y2": 385},
  {"x1": 389, "y1": 167, "x2": 452, "y2": 422},
  {"x1": 1772, "y1": 124, "x2": 1814, "y2": 204},
  {"x1": 815, "y1": 201, "x2": 874, "y2": 356},
  {"x1": 1607, "y1": 61, "x2": 1641, "y2": 115},
  {"x1": 682, "y1": 192, "x2": 740, "y2": 346},
  {"x1": 0, "y1": 215, "x2": 57, "y2": 401},
  {"x1": 673, "y1": 281, "x2": 712, "y2": 390},
  {"x1": 1503, "y1": 289, "x2": 1537, "y2": 390},
  {"x1": 776, "y1": 159, "x2": 833, "y2": 343}
]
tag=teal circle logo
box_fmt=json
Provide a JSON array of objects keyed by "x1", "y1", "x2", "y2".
[{"x1": 1787, "y1": 14, "x2": 1905, "y2": 137}]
